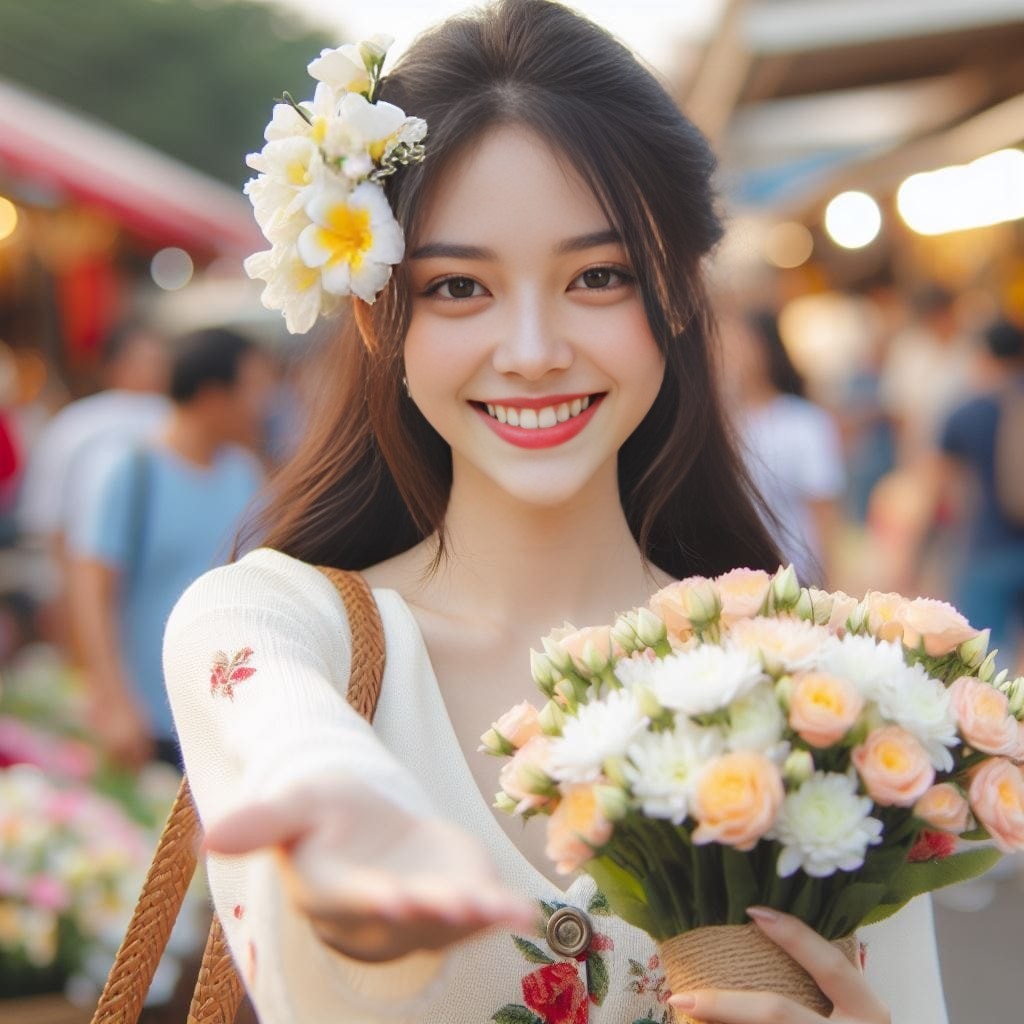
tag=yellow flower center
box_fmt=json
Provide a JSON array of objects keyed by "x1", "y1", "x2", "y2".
[
  {"x1": 286, "y1": 159, "x2": 311, "y2": 187},
  {"x1": 878, "y1": 741, "x2": 909, "y2": 773},
  {"x1": 998, "y1": 780, "x2": 1020, "y2": 810},
  {"x1": 311, "y1": 116, "x2": 328, "y2": 145},
  {"x1": 291, "y1": 262, "x2": 321, "y2": 292},
  {"x1": 368, "y1": 136, "x2": 391, "y2": 162},
  {"x1": 563, "y1": 786, "x2": 599, "y2": 832},
  {"x1": 316, "y1": 202, "x2": 374, "y2": 270}
]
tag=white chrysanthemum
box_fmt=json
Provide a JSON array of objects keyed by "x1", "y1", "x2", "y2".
[
  {"x1": 244, "y1": 245, "x2": 340, "y2": 335},
  {"x1": 726, "y1": 682, "x2": 787, "y2": 755},
  {"x1": 296, "y1": 180, "x2": 404, "y2": 305},
  {"x1": 820, "y1": 635, "x2": 957, "y2": 771},
  {"x1": 548, "y1": 690, "x2": 649, "y2": 784},
  {"x1": 727, "y1": 616, "x2": 830, "y2": 676},
  {"x1": 245, "y1": 138, "x2": 324, "y2": 240},
  {"x1": 623, "y1": 721, "x2": 725, "y2": 824},
  {"x1": 772, "y1": 771, "x2": 883, "y2": 878},
  {"x1": 641, "y1": 646, "x2": 765, "y2": 717}
]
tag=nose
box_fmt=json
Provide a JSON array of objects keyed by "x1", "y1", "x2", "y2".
[{"x1": 490, "y1": 290, "x2": 573, "y2": 381}]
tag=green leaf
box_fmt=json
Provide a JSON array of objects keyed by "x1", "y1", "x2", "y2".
[
  {"x1": 493, "y1": 1006, "x2": 545, "y2": 1024},
  {"x1": 539, "y1": 901, "x2": 558, "y2": 922},
  {"x1": 587, "y1": 952, "x2": 610, "y2": 1006},
  {"x1": 628, "y1": 957, "x2": 646, "y2": 977},
  {"x1": 586, "y1": 856, "x2": 657, "y2": 935},
  {"x1": 512, "y1": 936, "x2": 555, "y2": 965},
  {"x1": 862, "y1": 848, "x2": 1003, "y2": 927},
  {"x1": 588, "y1": 890, "x2": 612, "y2": 916}
]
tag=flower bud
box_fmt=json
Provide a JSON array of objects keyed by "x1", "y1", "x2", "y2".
[
  {"x1": 682, "y1": 578, "x2": 722, "y2": 629},
  {"x1": 806, "y1": 588, "x2": 835, "y2": 627},
  {"x1": 635, "y1": 607, "x2": 667, "y2": 648},
  {"x1": 531, "y1": 649, "x2": 557, "y2": 690},
  {"x1": 782, "y1": 748, "x2": 814, "y2": 786},
  {"x1": 978, "y1": 651, "x2": 999, "y2": 683},
  {"x1": 999, "y1": 677, "x2": 1024, "y2": 720},
  {"x1": 542, "y1": 628, "x2": 575, "y2": 675},
  {"x1": 633, "y1": 683, "x2": 664, "y2": 720},
  {"x1": 539, "y1": 700, "x2": 567, "y2": 736},
  {"x1": 595, "y1": 784, "x2": 630, "y2": 822},
  {"x1": 554, "y1": 678, "x2": 578, "y2": 713},
  {"x1": 479, "y1": 727, "x2": 516, "y2": 757},
  {"x1": 993, "y1": 668, "x2": 1010, "y2": 689},
  {"x1": 494, "y1": 791, "x2": 519, "y2": 815},
  {"x1": 772, "y1": 565, "x2": 801, "y2": 611},
  {"x1": 958, "y1": 629, "x2": 991, "y2": 671},
  {"x1": 847, "y1": 598, "x2": 870, "y2": 634},
  {"x1": 774, "y1": 675, "x2": 794, "y2": 711},
  {"x1": 611, "y1": 612, "x2": 640, "y2": 653},
  {"x1": 794, "y1": 588, "x2": 815, "y2": 622}
]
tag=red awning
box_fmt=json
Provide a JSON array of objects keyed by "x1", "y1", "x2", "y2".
[{"x1": 0, "y1": 78, "x2": 262, "y2": 259}]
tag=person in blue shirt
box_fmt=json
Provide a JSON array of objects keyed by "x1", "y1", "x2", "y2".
[{"x1": 69, "y1": 327, "x2": 273, "y2": 770}]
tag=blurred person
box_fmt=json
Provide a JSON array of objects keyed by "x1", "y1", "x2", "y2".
[
  {"x1": 15, "y1": 321, "x2": 171, "y2": 644},
  {"x1": 931, "y1": 318, "x2": 1024, "y2": 669},
  {"x1": 720, "y1": 309, "x2": 846, "y2": 587},
  {"x1": 879, "y1": 285, "x2": 976, "y2": 464},
  {"x1": 67, "y1": 328, "x2": 272, "y2": 770}
]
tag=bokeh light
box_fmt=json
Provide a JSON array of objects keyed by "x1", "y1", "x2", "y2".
[
  {"x1": 150, "y1": 247, "x2": 194, "y2": 291},
  {"x1": 0, "y1": 196, "x2": 19, "y2": 242},
  {"x1": 763, "y1": 222, "x2": 814, "y2": 268},
  {"x1": 824, "y1": 191, "x2": 882, "y2": 250},
  {"x1": 897, "y1": 149, "x2": 1024, "y2": 236}
]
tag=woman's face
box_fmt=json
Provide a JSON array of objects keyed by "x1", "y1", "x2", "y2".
[{"x1": 403, "y1": 126, "x2": 665, "y2": 509}]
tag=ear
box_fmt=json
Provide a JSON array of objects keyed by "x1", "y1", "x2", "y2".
[{"x1": 352, "y1": 299, "x2": 378, "y2": 352}]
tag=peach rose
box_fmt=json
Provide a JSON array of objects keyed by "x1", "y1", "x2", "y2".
[
  {"x1": 715, "y1": 568, "x2": 772, "y2": 624},
  {"x1": 968, "y1": 758, "x2": 1024, "y2": 853},
  {"x1": 556, "y1": 625, "x2": 618, "y2": 675},
  {"x1": 545, "y1": 784, "x2": 614, "y2": 874},
  {"x1": 898, "y1": 598, "x2": 978, "y2": 656},
  {"x1": 864, "y1": 591, "x2": 910, "y2": 644},
  {"x1": 727, "y1": 616, "x2": 830, "y2": 676},
  {"x1": 691, "y1": 751, "x2": 784, "y2": 851},
  {"x1": 948, "y1": 677, "x2": 1019, "y2": 757},
  {"x1": 914, "y1": 783, "x2": 970, "y2": 834},
  {"x1": 481, "y1": 701, "x2": 543, "y2": 755},
  {"x1": 788, "y1": 672, "x2": 865, "y2": 748},
  {"x1": 650, "y1": 576, "x2": 721, "y2": 640},
  {"x1": 852, "y1": 726, "x2": 934, "y2": 807},
  {"x1": 499, "y1": 736, "x2": 557, "y2": 814},
  {"x1": 816, "y1": 588, "x2": 859, "y2": 635}
]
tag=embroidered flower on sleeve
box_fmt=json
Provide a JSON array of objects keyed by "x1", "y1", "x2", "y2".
[{"x1": 210, "y1": 648, "x2": 257, "y2": 700}]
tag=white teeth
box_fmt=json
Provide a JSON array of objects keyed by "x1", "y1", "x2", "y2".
[{"x1": 485, "y1": 398, "x2": 595, "y2": 428}]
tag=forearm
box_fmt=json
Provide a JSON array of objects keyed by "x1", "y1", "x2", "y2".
[{"x1": 68, "y1": 558, "x2": 133, "y2": 702}]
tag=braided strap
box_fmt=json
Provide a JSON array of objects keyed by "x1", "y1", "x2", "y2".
[
  {"x1": 90, "y1": 777, "x2": 201, "y2": 1023},
  {"x1": 186, "y1": 913, "x2": 246, "y2": 1024}
]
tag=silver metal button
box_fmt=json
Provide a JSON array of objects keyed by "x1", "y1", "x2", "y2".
[{"x1": 545, "y1": 906, "x2": 592, "y2": 958}]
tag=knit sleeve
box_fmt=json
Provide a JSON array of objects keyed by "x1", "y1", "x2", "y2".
[{"x1": 162, "y1": 547, "x2": 449, "y2": 1022}]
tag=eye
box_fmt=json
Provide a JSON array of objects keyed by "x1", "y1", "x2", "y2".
[
  {"x1": 426, "y1": 276, "x2": 487, "y2": 300},
  {"x1": 570, "y1": 266, "x2": 633, "y2": 291}
]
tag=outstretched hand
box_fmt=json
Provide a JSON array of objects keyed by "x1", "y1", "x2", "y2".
[
  {"x1": 668, "y1": 908, "x2": 891, "y2": 1024},
  {"x1": 202, "y1": 780, "x2": 534, "y2": 963}
]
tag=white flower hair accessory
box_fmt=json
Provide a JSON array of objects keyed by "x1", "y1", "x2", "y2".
[{"x1": 243, "y1": 35, "x2": 426, "y2": 333}]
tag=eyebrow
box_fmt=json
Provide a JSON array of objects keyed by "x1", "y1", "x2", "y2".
[{"x1": 409, "y1": 228, "x2": 623, "y2": 261}]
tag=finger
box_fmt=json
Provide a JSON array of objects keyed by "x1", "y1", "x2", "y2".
[
  {"x1": 668, "y1": 988, "x2": 822, "y2": 1024},
  {"x1": 746, "y1": 907, "x2": 885, "y2": 1018},
  {"x1": 203, "y1": 799, "x2": 321, "y2": 855}
]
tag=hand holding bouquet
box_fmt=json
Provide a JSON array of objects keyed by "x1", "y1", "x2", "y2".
[{"x1": 483, "y1": 567, "x2": 1023, "y2": 1019}]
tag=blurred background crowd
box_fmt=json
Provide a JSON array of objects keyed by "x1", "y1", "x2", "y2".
[{"x1": 0, "y1": 0, "x2": 1022, "y2": 1020}]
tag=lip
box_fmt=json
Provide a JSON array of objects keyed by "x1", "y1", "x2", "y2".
[{"x1": 472, "y1": 394, "x2": 605, "y2": 450}]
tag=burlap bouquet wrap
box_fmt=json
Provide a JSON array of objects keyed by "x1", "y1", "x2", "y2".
[{"x1": 658, "y1": 924, "x2": 860, "y2": 1023}]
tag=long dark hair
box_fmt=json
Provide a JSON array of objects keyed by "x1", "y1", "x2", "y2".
[
  {"x1": 746, "y1": 310, "x2": 806, "y2": 398},
  {"x1": 246, "y1": 0, "x2": 782, "y2": 578}
]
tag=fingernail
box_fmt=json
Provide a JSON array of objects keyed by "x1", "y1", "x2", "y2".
[
  {"x1": 746, "y1": 905, "x2": 778, "y2": 924},
  {"x1": 668, "y1": 993, "x2": 696, "y2": 1010}
]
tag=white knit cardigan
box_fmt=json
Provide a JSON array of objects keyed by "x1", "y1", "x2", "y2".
[{"x1": 163, "y1": 548, "x2": 949, "y2": 1023}]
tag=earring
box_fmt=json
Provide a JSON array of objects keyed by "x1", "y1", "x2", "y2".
[{"x1": 402, "y1": 375, "x2": 411, "y2": 397}]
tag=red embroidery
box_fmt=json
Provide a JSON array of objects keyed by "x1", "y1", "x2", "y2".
[
  {"x1": 522, "y1": 961, "x2": 589, "y2": 1024},
  {"x1": 210, "y1": 648, "x2": 256, "y2": 699},
  {"x1": 233, "y1": 904, "x2": 245, "y2": 920},
  {"x1": 908, "y1": 829, "x2": 956, "y2": 862}
]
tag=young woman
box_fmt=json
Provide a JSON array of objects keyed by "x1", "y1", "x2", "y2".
[{"x1": 163, "y1": 2, "x2": 948, "y2": 1020}]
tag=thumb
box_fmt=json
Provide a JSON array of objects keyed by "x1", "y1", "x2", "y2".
[{"x1": 202, "y1": 798, "x2": 319, "y2": 856}]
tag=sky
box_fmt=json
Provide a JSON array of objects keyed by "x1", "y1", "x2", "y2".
[{"x1": 269, "y1": 0, "x2": 723, "y2": 75}]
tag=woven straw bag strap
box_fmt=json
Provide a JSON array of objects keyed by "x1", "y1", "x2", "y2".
[{"x1": 90, "y1": 568, "x2": 385, "y2": 1024}]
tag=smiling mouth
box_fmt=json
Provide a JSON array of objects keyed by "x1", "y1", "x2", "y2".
[{"x1": 471, "y1": 394, "x2": 604, "y2": 430}]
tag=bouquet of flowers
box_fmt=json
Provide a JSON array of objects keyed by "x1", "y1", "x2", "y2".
[{"x1": 484, "y1": 566, "x2": 1024, "y2": 1020}]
